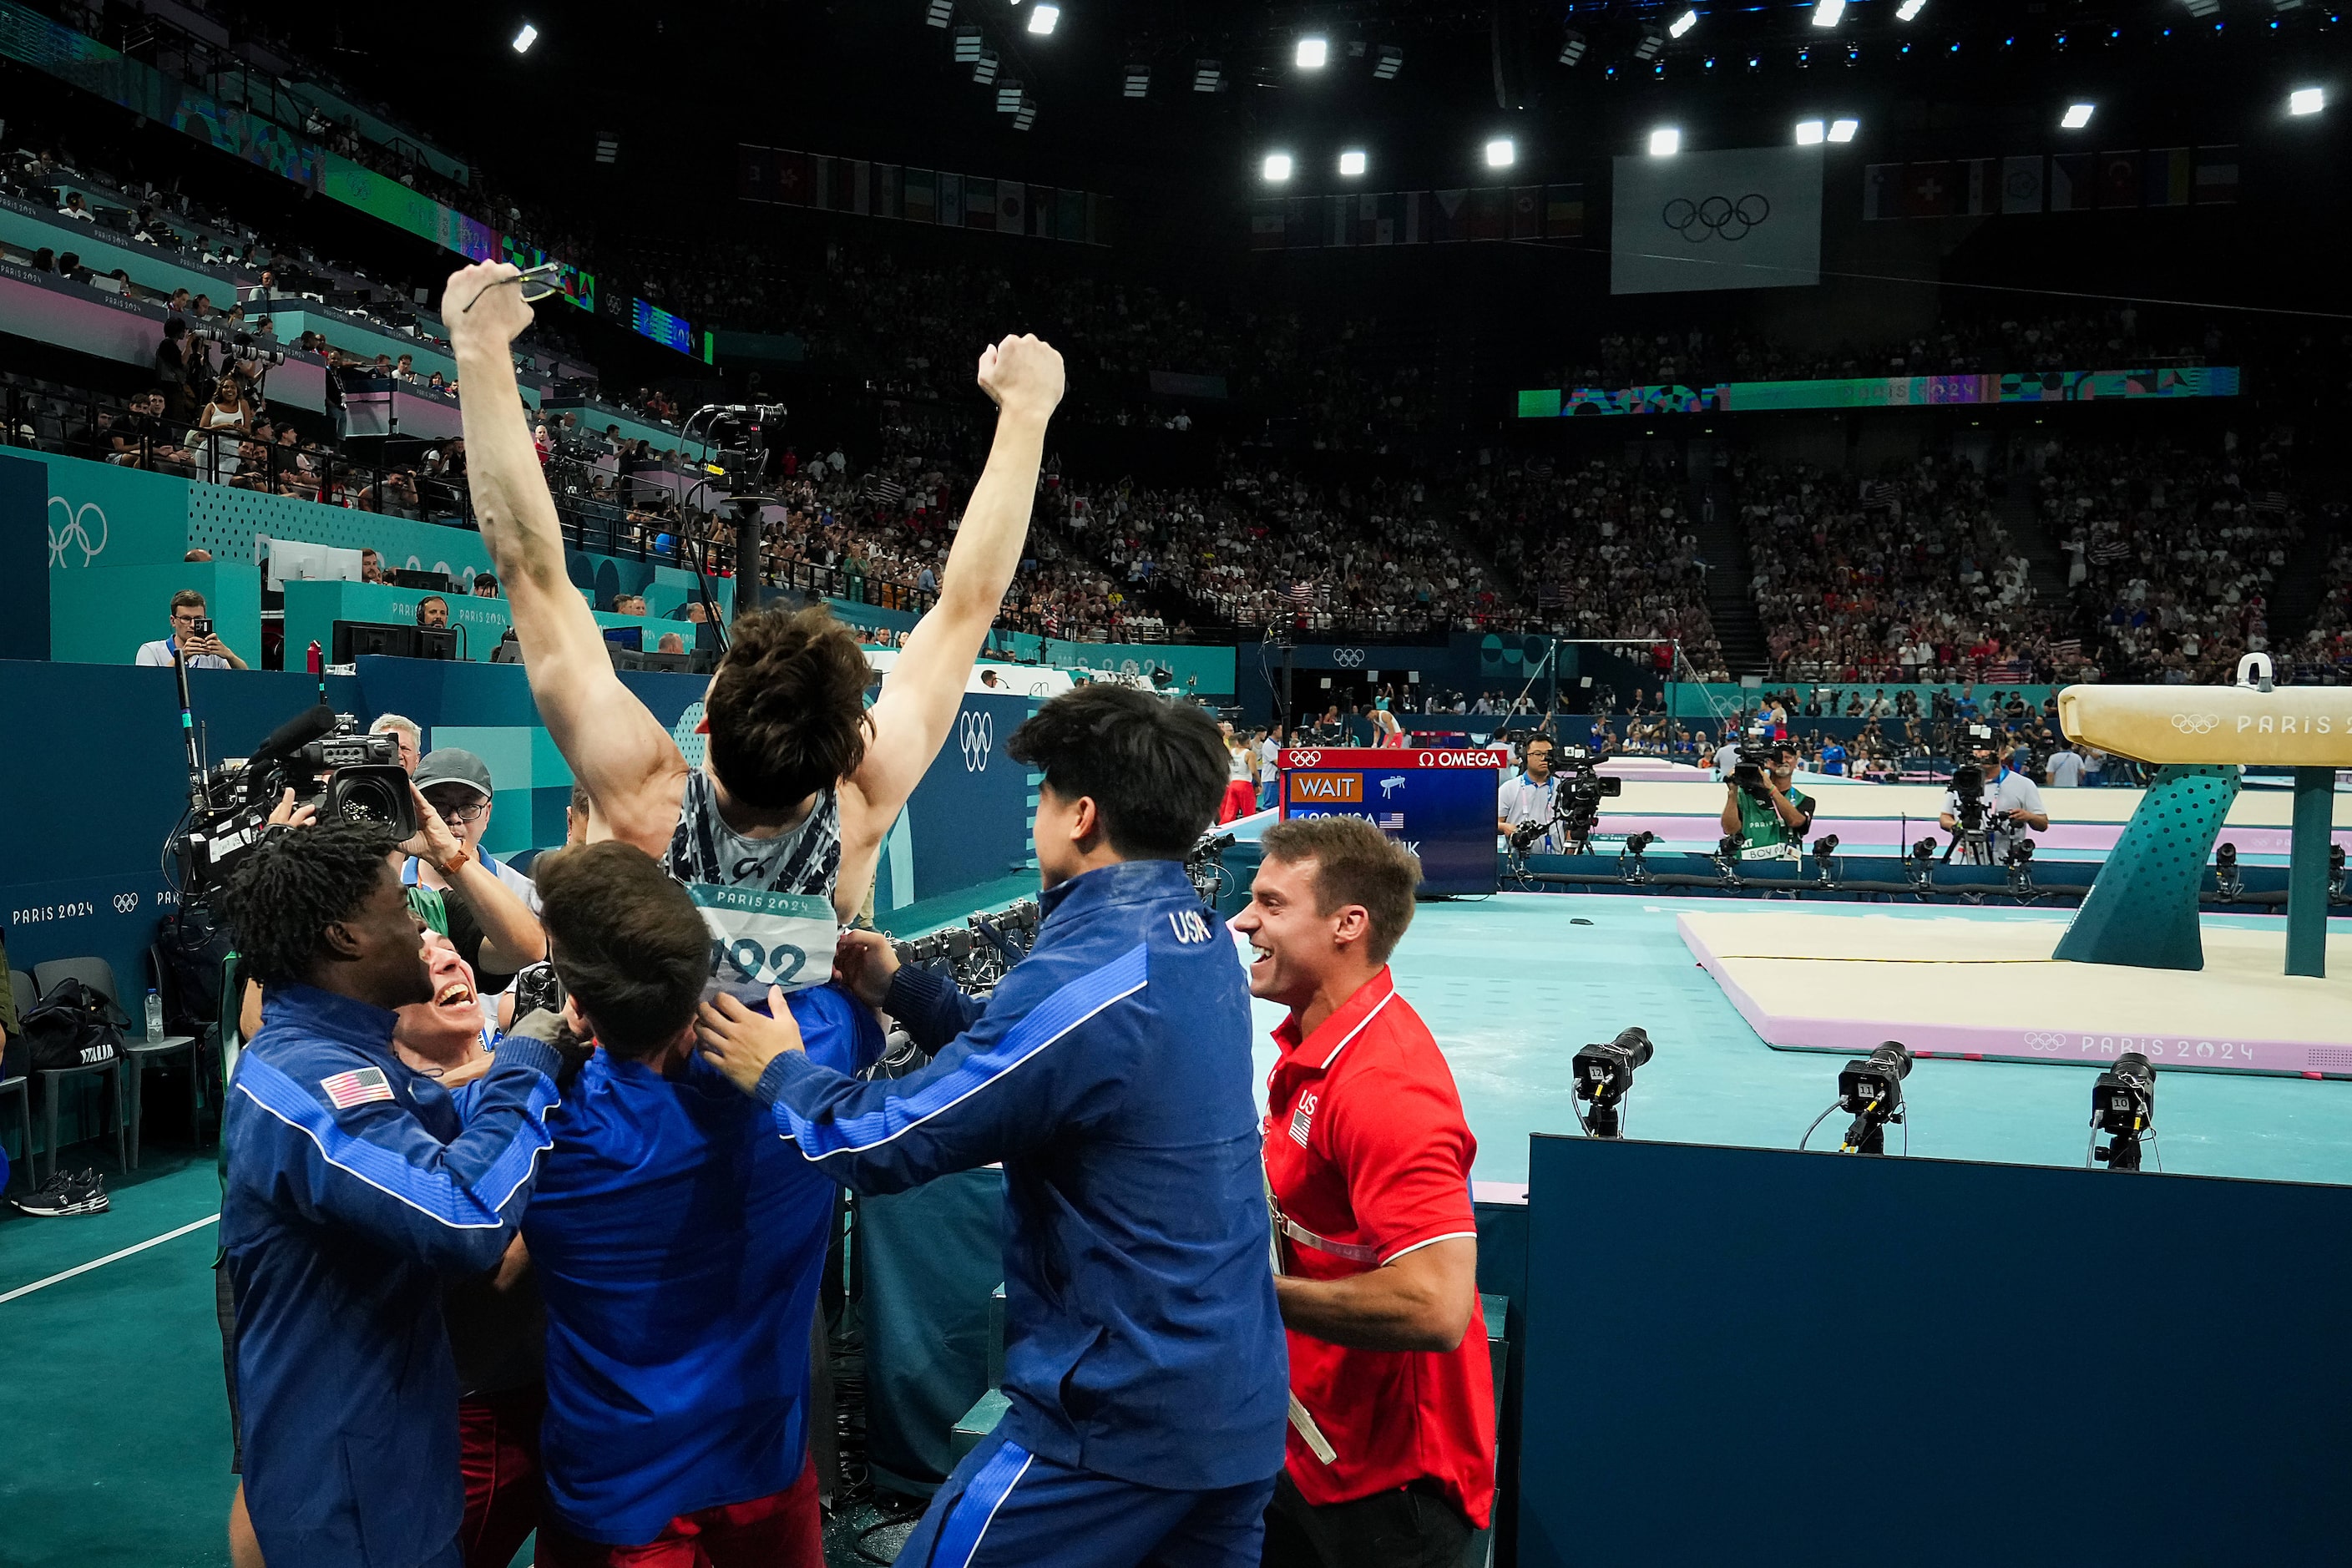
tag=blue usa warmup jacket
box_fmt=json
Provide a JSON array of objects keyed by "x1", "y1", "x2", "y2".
[
  {"x1": 753, "y1": 858, "x2": 1288, "y2": 1493},
  {"x1": 221, "y1": 984, "x2": 563, "y2": 1568}
]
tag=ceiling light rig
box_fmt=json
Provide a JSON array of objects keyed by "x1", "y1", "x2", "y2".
[
  {"x1": 1813, "y1": 0, "x2": 1845, "y2": 28},
  {"x1": 1194, "y1": 58, "x2": 1225, "y2": 93},
  {"x1": 1374, "y1": 43, "x2": 1404, "y2": 79},
  {"x1": 1296, "y1": 35, "x2": 1328, "y2": 69},
  {"x1": 1485, "y1": 137, "x2": 1516, "y2": 168},
  {"x1": 1122, "y1": 62, "x2": 1149, "y2": 98},
  {"x1": 1669, "y1": 9, "x2": 1697, "y2": 38},
  {"x1": 1557, "y1": 29, "x2": 1586, "y2": 66},
  {"x1": 2061, "y1": 101, "x2": 2095, "y2": 128},
  {"x1": 924, "y1": 0, "x2": 953, "y2": 25},
  {"x1": 1026, "y1": 3, "x2": 1057, "y2": 36},
  {"x1": 511, "y1": 22, "x2": 538, "y2": 53},
  {"x1": 1262, "y1": 152, "x2": 1292, "y2": 182}
]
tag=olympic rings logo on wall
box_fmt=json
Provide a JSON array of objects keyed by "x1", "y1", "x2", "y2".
[
  {"x1": 1291, "y1": 751, "x2": 1322, "y2": 767},
  {"x1": 2019, "y1": 1031, "x2": 2067, "y2": 1053},
  {"x1": 1332, "y1": 648, "x2": 1366, "y2": 668},
  {"x1": 1662, "y1": 193, "x2": 1770, "y2": 244},
  {"x1": 2170, "y1": 713, "x2": 2221, "y2": 735},
  {"x1": 960, "y1": 710, "x2": 994, "y2": 771},
  {"x1": 48, "y1": 497, "x2": 109, "y2": 567},
  {"x1": 113, "y1": 893, "x2": 141, "y2": 914}
]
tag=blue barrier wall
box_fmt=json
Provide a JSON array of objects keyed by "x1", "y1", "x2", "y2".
[
  {"x1": 1519, "y1": 1135, "x2": 2352, "y2": 1565},
  {"x1": 1, "y1": 659, "x2": 1039, "y2": 996}
]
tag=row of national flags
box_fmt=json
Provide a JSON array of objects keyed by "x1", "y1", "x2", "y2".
[
  {"x1": 736, "y1": 145, "x2": 1110, "y2": 244},
  {"x1": 1862, "y1": 147, "x2": 2236, "y2": 219},
  {"x1": 1250, "y1": 185, "x2": 1585, "y2": 249}
]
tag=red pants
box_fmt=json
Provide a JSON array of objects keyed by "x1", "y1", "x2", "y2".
[
  {"x1": 1218, "y1": 779, "x2": 1258, "y2": 824},
  {"x1": 459, "y1": 1385, "x2": 545, "y2": 1568},
  {"x1": 536, "y1": 1457, "x2": 825, "y2": 1568}
]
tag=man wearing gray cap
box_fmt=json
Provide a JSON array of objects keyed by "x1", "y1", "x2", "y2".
[{"x1": 407, "y1": 747, "x2": 546, "y2": 994}]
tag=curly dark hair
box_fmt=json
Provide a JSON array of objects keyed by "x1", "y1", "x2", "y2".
[
  {"x1": 220, "y1": 819, "x2": 400, "y2": 988},
  {"x1": 704, "y1": 604, "x2": 873, "y2": 811},
  {"x1": 1008, "y1": 685, "x2": 1227, "y2": 858}
]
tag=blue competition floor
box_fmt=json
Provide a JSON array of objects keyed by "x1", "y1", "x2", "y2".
[{"x1": 1245, "y1": 893, "x2": 2352, "y2": 1187}]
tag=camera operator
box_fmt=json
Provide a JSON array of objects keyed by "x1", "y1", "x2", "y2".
[
  {"x1": 693, "y1": 685, "x2": 1287, "y2": 1567},
  {"x1": 1497, "y1": 735, "x2": 1563, "y2": 853},
  {"x1": 1719, "y1": 741, "x2": 1814, "y2": 860},
  {"x1": 1232, "y1": 816, "x2": 1492, "y2": 1568},
  {"x1": 218, "y1": 818, "x2": 567, "y2": 1568},
  {"x1": 1940, "y1": 726, "x2": 2048, "y2": 866}
]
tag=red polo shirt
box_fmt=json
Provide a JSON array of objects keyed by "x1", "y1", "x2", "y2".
[{"x1": 1263, "y1": 967, "x2": 1495, "y2": 1528}]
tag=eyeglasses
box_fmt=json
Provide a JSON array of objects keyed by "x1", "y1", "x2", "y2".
[
  {"x1": 426, "y1": 794, "x2": 489, "y2": 825},
  {"x1": 461, "y1": 261, "x2": 567, "y2": 312}
]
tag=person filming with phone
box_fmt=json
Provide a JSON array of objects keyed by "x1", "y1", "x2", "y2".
[{"x1": 138, "y1": 588, "x2": 249, "y2": 670}]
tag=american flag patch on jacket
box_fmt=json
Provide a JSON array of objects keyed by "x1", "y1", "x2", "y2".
[{"x1": 320, "y1": 1066, "x2": 394, "y2": 1109}]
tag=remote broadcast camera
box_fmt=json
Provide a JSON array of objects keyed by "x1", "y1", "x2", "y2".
[
  {"x1": 1573, "y1": 1026, "x2": 1654, "y2": 1139},
  {"x1": 175, "y1": 705, "x2": 417, "y2": 891}
]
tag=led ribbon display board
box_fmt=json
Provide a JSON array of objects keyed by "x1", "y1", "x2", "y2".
[{"x1": 1517, "y1": 366, "x2": 2239, "y2": 417}]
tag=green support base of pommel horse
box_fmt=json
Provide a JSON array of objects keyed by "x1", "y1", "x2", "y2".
[{"x1": 2054, "y1": 668, "x2": 2348, "y2": 977}]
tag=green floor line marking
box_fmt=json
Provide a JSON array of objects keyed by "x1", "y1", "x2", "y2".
[{"x1": 0, "y1": 1212, "x2": 219, "y2": 1303}]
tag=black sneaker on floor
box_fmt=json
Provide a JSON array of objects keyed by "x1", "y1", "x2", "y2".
[{"x1": 10, "y1": 1167, "x2": 109, "y2": 1217}]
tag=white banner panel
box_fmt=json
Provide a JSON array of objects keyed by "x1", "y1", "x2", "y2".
[{"x1": 1611, "y1": 146, "x2": 1823, "y2": 295}]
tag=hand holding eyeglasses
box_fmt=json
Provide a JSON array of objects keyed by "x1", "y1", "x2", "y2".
[{"x1": 442, "y1": 260, "x2": 557, "y2": 358}]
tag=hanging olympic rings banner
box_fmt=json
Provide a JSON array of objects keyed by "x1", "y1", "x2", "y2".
[{"x1": 1610, "y1": 145, "x2": 1825, "y2": 296}]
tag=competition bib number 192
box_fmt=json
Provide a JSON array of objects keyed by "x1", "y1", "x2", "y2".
[{"x1": 689, "y1": 884, "x2": 842, "y2": 1003}]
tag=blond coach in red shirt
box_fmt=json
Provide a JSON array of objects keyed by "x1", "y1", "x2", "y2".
[{"x1": 1233, "y1": 815, "x2": 1495, "y2": 1568}]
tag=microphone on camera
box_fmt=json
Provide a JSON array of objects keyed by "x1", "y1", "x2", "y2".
[{"x1": 249, "y1": 703, "x2": 336, "y2": 766}]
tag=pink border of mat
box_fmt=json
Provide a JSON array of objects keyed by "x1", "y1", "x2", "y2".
[{"x1": 1676, "y1": 913, "x2": 2352, "y2": 1080}]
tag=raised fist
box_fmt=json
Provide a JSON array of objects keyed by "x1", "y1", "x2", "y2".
[{"x1": 976, "y1": 333, "x2": 1065, "y2": 423}]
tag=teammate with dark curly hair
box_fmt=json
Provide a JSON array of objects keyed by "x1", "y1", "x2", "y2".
[
  {"x1": 218, "y1": 817, "x2": 569, "y2": 1568},
  {"x1": 221, "y1": 818, "x2": 409, "y2": 989}
]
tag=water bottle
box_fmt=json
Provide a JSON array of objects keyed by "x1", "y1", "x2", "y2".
[
  {"x1": 144, "y1": 988, "x2": 164, "y2": 1043},
  {"x1": 307, "y1": 639, "x2": 323, "y2": 675}
]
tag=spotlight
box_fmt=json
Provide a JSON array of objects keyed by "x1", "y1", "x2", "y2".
[
  {"x1": 1836, "y1": 1041, "x2": 1911, "y2": 1156},
  {"x1": 2183, "y1": 0, "x2": 2220, "y2": 13},
  {"x1": 1338, "y1": 149, "x2": 1367, "y2": 176},
  {"x1": 594, "y1": 130, "x2": 620, "y2": 164},
  {"x1": 1669, "y1": 8, "x2": 1698, "y2": 38},
  {"x1": 2061, "y1": 101, "x2": 2095, "y2": 128},
  {"x1": 1812, "y1": 0, "x2": 1845, "y2": 28},
  {"x1": 1828, "y1": 116, "x2": 1859, "y2": 141},
  {"x1": 1573, "y1": 1027, "x2": 1655, "y2": 1140},
  {"x1": 1374, "y1": 43, "x2": 1404, "y2": 78},
  {"x1": 2292, "y1": 86, "x2": 2327, "y2": 114},
  {"x1": 511, "y1": 21, "x2": 539, "y2": 53},
  {"x1": 1485, "y1": 137, "x2": 1516, "y2": 167},
  {"x1": 1122, "y1": 62, "x2": 1150, "y2": 97},
  {"x1": 1557, "y1": 28, "x2": 1586, "y2": 66},
  {"x1": 1026, "y1": 3, "x2": 1058, "y2": 35},
  {"x1": 1896, "y1": 0, "x2": 1925, "y2": 16},
  {"x1": 1193, "y1": 58, "x2": 1223, "y2": 92},
  {"x1": 1262, "y1": 152, "x2": 1292, "y2": 182},
  {"x1": 2091, "y1": 1052, "x2": 2156, "y2": 1171},
  {"x1": 925, "y1": 0, "x2": 953, "y2": 25},
  {"x1": 1013, "y1": 94, "x2": 1037, "y2": 129},
  {"x1": 953, "y1": 23, "x2": 983, "y2": 61},
  {"x1": 996, "y1": 78, "x2": 1024, "y2": 111},
  {"x1": 1296, "y1": 35, "x2": 1328, "y2": 68},
  {"x1": 1634, "y1": 23, "x2": 1667, "y2": 61},
  {"x1": 1795, "y1": 118, "x2": 1826, "y2": 144},
  {"x1": 973, "y1": 47, "x2": 999, "y2": 83},
  {"x1": 1648, "y1": 126, "x2": 1681, "y2": 155}
]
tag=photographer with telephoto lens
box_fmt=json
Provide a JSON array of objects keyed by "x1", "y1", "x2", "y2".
[
  {"x1": 1940, "y1": 725, "x2": 2048, "y2": 867},
  {"x1": 1718, "y1": 740, "x2": 1815, "y2": 861}
]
